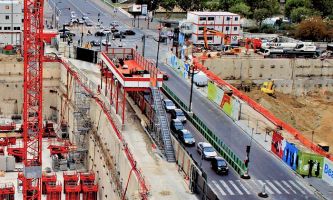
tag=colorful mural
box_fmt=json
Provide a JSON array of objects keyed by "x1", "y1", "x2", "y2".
[
  {"x1": 271, "y1": 131, "x2": 285, "y2": 159},
  {"x1": 296, "y1": 151, "x2": 324, "y2": 178},
  {"x1": 167, "y1": 53, "x2": 189, "y2": 79},
  {"x1": 283, "y1": 142, "x2": 298, "y2": 171}
]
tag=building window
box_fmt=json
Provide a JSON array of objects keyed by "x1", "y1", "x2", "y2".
[
  {"x1": 226, "y1": 17, "x2": 230, "y2": 21},
  {"x1": 5, "y1": 15, "x2": 9, "y2": 20},
  {"x1": 4, "y1": 27, "x2": 11, "y2": 30},
  {"x1": 198, "y1": 26, "x2": 204, "y2": 31},
  {"x1": 199, "y1": 17, "x2": 206, "y2": 21},
  {"x1": 235, "y1": 17, "x2": 239, "y2": 21},
  {"x1": 198, "y1": 36, "x2": 204, "y2": 40},
  {"x1": 207, "y1": 27, "x2": 214, "y2": 30},
  {"x1": 14, "y1": 27, "x2": 20, "y2": 30},
  {"x1": 207, "y1": 36, "x2": 213, "y2": 40},
  {"x1": 5, "y1": 5, "x2": 9, "y2": 9},
  {"x1": 225, "y1": 26, "x2": 230, "y2": 31},
  {"x1": 208, "y1": 17, "x2": 215, "y2": 21},
  {"x1": 233, "y1": 27, "x2": 238, "y2": 31},
  {"x1": 0, "y1": 27, "x2": 2, "y2": 30}
]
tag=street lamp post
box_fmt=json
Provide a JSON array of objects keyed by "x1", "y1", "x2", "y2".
[
  {"x1": 241, "y1": 128, "x2": 254, "y2": 179},
  {"x1": 53, "y1": 1, "x2": 62, "y2": 28}
]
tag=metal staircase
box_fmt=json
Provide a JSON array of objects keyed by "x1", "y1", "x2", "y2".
[{"x1": 151, "y1": 87, "x2": 175, "y2": 162}]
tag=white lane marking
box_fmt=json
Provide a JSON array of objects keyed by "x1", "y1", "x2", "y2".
[
  {"x1": 273, "y1": 180, "x2": 290, "y2": 194},
  {"x1": 236, "y1": 180, "x2": 251, "y2": 195},
  {"x1": 282, "y1": 180, "x2": 297, "y2": 194},
  {"x1": 220, "y1": 180, "x2": 235, "y2": 195},
  {"x1": 296, "y1": 180, "x2": 313, "y2": 194},
  {"x1": 212, "y1": 180, "x2": 227, "y2": 196},
  {"x1": 288, "y1": 180, "x2": 306, "y2": 194},
  {"x1": 266, "y1": 180, "x2": 282, "y2": 194},
  {"x1": 229, "y1": 180, "x2": 243, "y2": 195},
  {"x1": 258, "y1": 180, "x2": 274, "y2": 194}
]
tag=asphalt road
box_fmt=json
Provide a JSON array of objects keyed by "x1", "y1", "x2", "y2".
[
  {"x1": 49, "y1": 0, "x2": 320, "y2": 199},
  {"x1": 160, "y1": 63, "x2": 318, "y2": 200}
]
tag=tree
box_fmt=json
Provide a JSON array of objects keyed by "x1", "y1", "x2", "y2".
[
  {"x1": 243, "y1": 0, "x2": 279, "y2": 19},
  {"x1": 285, "y1": 0, "x2": 312, "y2": 17},
  {"x1": 177, "y1": 0, "x2": 207, "y2": 11},
  {"x1": 229, "y1": 2, "x2": 251, "y2": 18},
  {"x1": 310, "y1": 0, "x2": 333, "y2": 17},
  {"x1": 295, "y1": 16, "x2": 328, "y2": 41},
  {"x1": 160, "y1": 0, "x2": 177, "y2": 11},
  {"x1": 136, "y1": 0, "x2": 159, "y2": 11},
  {"x1": 253, "y1": 8, "x2": 271, "y2": 26},
  {"x1": 290, "y1": 7, "x2": 315, "y2": 23},
  {"x1": 219, "y1": 0, "x2": 243, "y2": 11},
  {"x1": 203, "y1": 0, "x2": 220, "y2": 11}
]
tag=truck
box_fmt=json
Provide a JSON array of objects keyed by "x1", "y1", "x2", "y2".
[
  {"x1": 261, "y1": 41, "x2": 316, "y2": 51},
  {"x1": 259, "y1": 48, "x2": 318, "y2": 58},
  {"x1": 193, "y1": 71, "x2": 208, "y2": 87}
]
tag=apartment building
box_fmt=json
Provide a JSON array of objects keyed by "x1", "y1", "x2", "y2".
[
  {"x1": 185, "y1": 11, "x2": 241, "y2": 46},
  {"x1": 0, "y1": 0, "x2": 23, "y2": 45}
]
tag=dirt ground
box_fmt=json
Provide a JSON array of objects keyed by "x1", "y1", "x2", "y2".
[{"x1": 246, "y1": 89, "x2": 333, "y2": 153}]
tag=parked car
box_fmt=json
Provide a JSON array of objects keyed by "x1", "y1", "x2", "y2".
[
  {"x1": 123, "y1": 29, "x2": 136, "y2": 35},
  {"x1": 71, "y1": 18, "x2": 78, "y2": 23},
  {"x1": 197, "y1": 142, "x2": 217, "y2": 160},
  {"x1": 178, "y1": 129, "x2": 195, "y2": 146},
  {"x1": 101, "y1": 39, "x2": 111, "y2": 46},
  {"x1": 114, "y1": 32, "x2": 126, "y2": 39},
  {"x1": 170, "y1": 109, "x2": 186, "y2": 123},
  {"x1": 163, "y1": 99, "x2": 176, "y2": 112},
  {"x1": 82, "y1": 14, "x2": 89, "y2": 21},
  {"x1": 90, "y1": 40, "x2": 101, "y2": 46},
  {"x1": 102, "y1": 29, "x2": 112, "y2": 34},
  {"x1": 161, "y1": 71, "x2": 169, "y2": 80},
  {"x1": 95, "y1": 31, "x2": 105, "y2": 37},
  {"x1": 60, "y1": 32, "x2": 75, "y2": 38},
  {"x1": 170, "y1": 119, "x2": 184, "y2": 134},
  {"x1": 211, "y1": 157, "x2": 228, "y2": 175},
  {"x1": 111, "y1": 27, "x2": 119, "y2": 33},
  {"x1": 77, "y1": 18, "x2": 84, "y2": 24},
  {"x1": 70, "y1": 11, "x2": 77, "y2": 18},
  {"x1": 85, "y1": 20, "x2": 93, "y2": 26},
  {"x1": 110, "y1": 21, "x2": 119, "y2": 27}
]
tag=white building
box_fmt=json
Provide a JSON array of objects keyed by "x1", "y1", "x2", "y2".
[
  {"x1": 0, "y1": 0, "x2": 23, "y2": 45},
  {"x1": 184, "y1": 11, "x2": 241, "y2": 46}
]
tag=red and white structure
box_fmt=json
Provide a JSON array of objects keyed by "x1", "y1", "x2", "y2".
[
  {"x1": 186, "y1": 11, "x2": 240, "y2": 45},
  {"x1": 99, "y1": 48, "x2": 164, "y2": 125}
]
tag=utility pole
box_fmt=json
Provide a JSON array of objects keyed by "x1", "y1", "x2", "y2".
[
  {"x1": 242, "y1": 128, "x2": 254, "y2": 179},
  {"x1": 142, "y1": 35, "x2": 146, "y2": 56},
  {"x1": 189, "y1": 64, "x2": 195, "y2": 112}
]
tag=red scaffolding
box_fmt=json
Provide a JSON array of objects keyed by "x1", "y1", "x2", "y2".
[
  {"x1": 42, "y1": 172, "x2": 57, "y2": 194},
  {"x1": 82, "y1": 182, "x2": 98, "y2": 200},
  {"x1": 79, "y1": 171, "x2": 95, "y2": 192},
  {"x1": 0, "y1": 183, "x2": 15, "y2": 200},
  {"x1": 65, "y1": 183, "x2": 80, "y2": 200},
  {"x1": 63, "y1": 171, "x2": 79, "y2": 194},
  {"x1": 46, "y1": 182, "x2": 62, "y2": 200}
]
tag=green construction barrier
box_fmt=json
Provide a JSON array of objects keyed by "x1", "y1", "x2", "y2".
[
  {"x1": 162, "y1": 83, "x2": 247, "y2": 175},
  {"x1": 297, "y1": 151, "x2": 324, "y2": 178}
]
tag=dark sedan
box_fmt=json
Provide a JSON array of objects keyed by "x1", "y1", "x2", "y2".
[{"x1": 90, "y1": 40, "x2": 101, "y2": 46}]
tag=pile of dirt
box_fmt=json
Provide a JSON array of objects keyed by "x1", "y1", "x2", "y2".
[{"x1": 247, "y1": 89, "x2": 333, "y2": 153}]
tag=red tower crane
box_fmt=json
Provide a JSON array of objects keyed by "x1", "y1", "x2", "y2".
[{"x1": 22, "y1": 0, "x2": 45, "y2": 199}]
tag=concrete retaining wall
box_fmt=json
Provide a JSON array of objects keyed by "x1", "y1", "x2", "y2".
[{"x1": 204, "y1": 57, "x2": 333, "y2": 95}]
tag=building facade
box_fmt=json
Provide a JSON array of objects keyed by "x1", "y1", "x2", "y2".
[
  {"x1": 0, "y1": 0, "x2": 23, "y2": 45},
  {"x1": 185, "y1": 11, "x2": 241, "y2": 46}
]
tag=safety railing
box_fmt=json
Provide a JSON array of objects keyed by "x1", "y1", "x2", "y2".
[{"x1": 162, "y1": 84, "x2": 247, "y2": 176}]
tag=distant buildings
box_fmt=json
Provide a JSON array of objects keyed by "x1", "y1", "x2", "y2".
[
  {"x1": 180, "y1": 11, "x2": 241, "y2": 46},
  {"x1": 0, "y1": 0, "x2": 23, "y2": 45}
]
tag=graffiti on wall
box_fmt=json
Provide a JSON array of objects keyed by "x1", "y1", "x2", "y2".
[
  {"x1": 271, "y1": 131, "x2": 285, "y2": 159},
  {"x1": 296, "y1": 151, "x2": 324, "y2": 178},
  {"x1": 283, "y1": 142, "x2": 298, "y2": 171},
  {"x1": 167, "y1": 53, "x2": 189, "y2": 79},
  {"x1": 207, "y1": 81, "x2": 240, "y2": 120}
]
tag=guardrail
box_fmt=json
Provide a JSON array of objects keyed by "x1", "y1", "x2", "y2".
[{"x1": 162, "y1": 84, "x2": 247, "y2": 176}]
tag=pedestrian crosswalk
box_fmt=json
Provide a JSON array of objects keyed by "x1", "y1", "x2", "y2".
[{"x1": 209, "y1": 179, "x2": 313, "y2": 196}]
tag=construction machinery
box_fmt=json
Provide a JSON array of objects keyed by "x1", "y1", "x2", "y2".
[
  {"x1": 245, "y1": 38, "x2": 262, "y2": 54},
  {"x1": 203, "y1": 27, "x2": 229, "y2": 49},
  {"x1": 261, "y1": 81, "x2": 275, "y2": 96}
]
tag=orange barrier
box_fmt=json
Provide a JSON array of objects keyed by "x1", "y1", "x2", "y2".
[{"x1": 193, "y1": 58, "x2": 332, "y2": 161}]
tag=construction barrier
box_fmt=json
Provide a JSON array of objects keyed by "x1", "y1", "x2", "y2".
[
  {"x1": 162, "y1": 83, "x2": 247, "y2": 176},
  {"x1": 322, "y1": 158, "x2": 333, "y2": 186},
  {"x1": 193, "y1": 59, "x2": 333, "y2": 161}
]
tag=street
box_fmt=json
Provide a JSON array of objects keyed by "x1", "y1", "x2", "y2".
[{"x1": 49, "y1": 0, "x2": 319, "y2": 199}]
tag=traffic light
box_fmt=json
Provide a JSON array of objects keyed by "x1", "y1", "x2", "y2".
[
  {"x1": 246, "y1": 145, "x2": 251, "y2": 154},
  {"x1": 244, "y1": 158, "x2": 249, "y2": 167}
]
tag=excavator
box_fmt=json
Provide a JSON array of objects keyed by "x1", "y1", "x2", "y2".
[
  {"x1": 261, "y1": 80, "x2": 275, "y2": 96},
  {"x1": 203, "y1": 27, "x2": 241, "y2": 54}
]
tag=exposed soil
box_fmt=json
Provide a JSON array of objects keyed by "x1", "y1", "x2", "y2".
[{"x1": 246, "y1": 89, "x2": 333, "y2": 153}]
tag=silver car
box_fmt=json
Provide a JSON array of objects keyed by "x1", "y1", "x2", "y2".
[
  {"x1": 163, "y1": 99, "x2": 176, "y2": 112},
  {"x1": 197, "y1": 142, "x2": 217, "y2": 160}
]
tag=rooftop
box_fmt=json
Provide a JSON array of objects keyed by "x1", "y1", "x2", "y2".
[{"x1": 189, "y1": 11, "x2": 239, "y2": 16}]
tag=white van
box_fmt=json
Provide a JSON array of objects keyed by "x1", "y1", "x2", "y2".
[{"x1": 193, "y1": 71, "x2": 208, "y2": 87}]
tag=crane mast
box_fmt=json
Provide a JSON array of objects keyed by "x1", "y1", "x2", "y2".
[{"x1": 22, "y1": 0, "x2": 44, "y2": 199}]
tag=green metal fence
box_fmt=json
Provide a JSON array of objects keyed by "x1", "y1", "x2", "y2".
[{"x1": 162, "y1": 83, "x2": 247, "y2": 175}]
